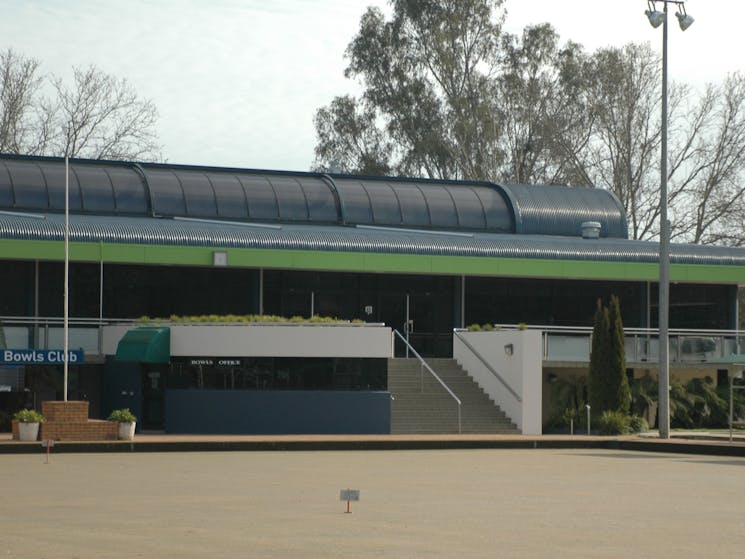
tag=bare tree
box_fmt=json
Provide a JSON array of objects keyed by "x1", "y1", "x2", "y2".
[
  {"x1": 0, "y1": 48, "x2": 160, "y2": 161},
  {"x1": 0, "y1": 49, "x2": 43, "y2": 154}
]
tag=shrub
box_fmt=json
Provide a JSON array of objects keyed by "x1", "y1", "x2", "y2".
[
  {"x1": 517, "y1": 322, "x2": 528, "y2": 330},
  {"x1": 597, "y1": 410, "x2": 630, "y2": 435},
  {"x1": 466, "y1": 323, "x2": 482, "y2": 331},
  {"x1": 108, "y1": 408, "x2": 137, "y2": 423},
  {"x1": 628, "y1": 415, "x2": 649, "y2": 433},
  {"x1": 13, "y1": 409, "x2": 45, "y2": 423}
]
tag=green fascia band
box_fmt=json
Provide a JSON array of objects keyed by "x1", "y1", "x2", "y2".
[{"x1": 1, "y1": 239, "x2": 744, "y2": 283}]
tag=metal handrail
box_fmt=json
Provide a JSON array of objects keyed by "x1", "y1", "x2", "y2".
[
  {"x1": 393, "y1": 329, "x2": 461, "y2": 434},
  {"x1": 452, "y1": 330, "x2": 522, "y2": 403}
]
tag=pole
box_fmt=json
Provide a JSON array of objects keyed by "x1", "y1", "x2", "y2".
[
  {"x1": 63, "y1": 156, "x2": 70, "y2": 402},
  {"x1": 657, "y1": 2, "x2": 671, "y2": 439}
]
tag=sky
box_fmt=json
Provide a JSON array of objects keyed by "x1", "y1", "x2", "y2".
[{"x1": 1, "y1": 0, "x2": 743, "y2": 172}]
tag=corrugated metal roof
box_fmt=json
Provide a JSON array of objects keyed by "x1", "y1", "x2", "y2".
[
  {"x1": 0, "y1": 212, "x2": 743, "y2": 266},
  {"x1": 502, "y1": 183, "x2": 627, "y2": 238}
]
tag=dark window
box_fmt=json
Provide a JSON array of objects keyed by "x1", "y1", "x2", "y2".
[
  {"x1": 108, "y1": 167, "x2": 148, "y2": 214},
  {"x1": 298, "y1": 178, "x2": 337, "y2": 222},
  {"x1": 0, "y1": 162, "x2": 14, "y2": 206},
  {"x1": 5, "y1": 161, "x2": 48, "y2": 209},
  {"x1": 448, "y1": 186, "x2": 487, "y2": 230},
  {"x1": 423, "y1": 185, "x2": 459, "y2": 228},
  {"x1": 270, "y1": 177, "x2": 309, "y2": 221},
  {"x1": 74, "y1": 165, "x2": 116, "y2": 212},
  {"x1": 145, "y1": 170, "x2": 187, "y2": 216},
  {"x1": 41, "y1": 163, "x2": 83, "y2": 211},
  {"x1": 175, "y1": 171, "x2": 217, "y2": 217},
  {"x1": 238, "y1": 176, "x2": 278, "y2": 220},
  {"x1": 209, "y1": 173, "x2": 249, "y2": 219},
  {"x1": 335, "y1": 180, "x2": 373, "y2": 223},
  {"x1": 362, "y1": 181, "x2": 402, "y2": 225},
  {"x1": 393, "y1": 183, "x2": 430, "y2": 227}
]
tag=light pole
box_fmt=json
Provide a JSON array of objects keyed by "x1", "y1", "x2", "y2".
[{"x1": 645, "y1": 0, "x2": 693, "y2": 439}]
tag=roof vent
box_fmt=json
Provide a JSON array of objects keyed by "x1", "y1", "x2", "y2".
[{"x1": 581, "y1": 221, "x2": 601, "y2": 239}]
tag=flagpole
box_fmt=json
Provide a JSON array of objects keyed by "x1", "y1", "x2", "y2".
[{"x1": 64, "y1": 155, "x2": 69, "y2": 402}]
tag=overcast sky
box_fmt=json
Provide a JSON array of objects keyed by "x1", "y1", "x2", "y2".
[{"x1": 1, "y1": 0, "x2": 743, "y2": 172}]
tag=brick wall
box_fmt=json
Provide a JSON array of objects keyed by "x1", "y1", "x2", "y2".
[
  {"x1": 11, "y1": 401, "x2": 120, "y2": 441},
  {"x1": 40, "y1": 420, "x2": 118, "y2": 441},
  {"x1": 42, "y1": 401, "x2": 89, "y2": 422}
]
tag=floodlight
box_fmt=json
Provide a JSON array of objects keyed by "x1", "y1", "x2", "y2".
[
  {"x1": 676, "y1": 10, "x2": 694, "y2": 31},
  {"x1": 645, "y1": 9, "x2": 664, "y2": 28}
]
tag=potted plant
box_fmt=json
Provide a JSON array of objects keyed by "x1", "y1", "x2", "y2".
[
  {"x1": 108, "y1": 408, "x2": 137, "y2": 440},
  {"x1": 14, "y1": 409, "x2": 45, "y2": 441}
]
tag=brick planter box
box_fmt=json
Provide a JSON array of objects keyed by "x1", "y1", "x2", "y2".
[{"x1": 9, "y1": 401, "x2": 119, "y2": 442}]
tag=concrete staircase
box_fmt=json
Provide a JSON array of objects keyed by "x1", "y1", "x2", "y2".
[{"x1": 388, "y1": 358, "x2": 519, "y2": 434}]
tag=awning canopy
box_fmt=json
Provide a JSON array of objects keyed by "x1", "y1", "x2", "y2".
[
  {"x1": 115, "y1": 327, "x2": 170, "y2": 363},
  {"x1": 707, "y1": 354, "x2": 745, "y2": 367}
]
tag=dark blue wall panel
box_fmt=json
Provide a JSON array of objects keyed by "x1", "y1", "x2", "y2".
[{"x1": 165, "y1": 390, "x2": 391, "y2": 434}]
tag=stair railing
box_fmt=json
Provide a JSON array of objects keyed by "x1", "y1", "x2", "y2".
[
  {"x1": 453, "y1": 330, "x2": 522, "y2": 403},
  {"x1": 393, "y1": 329, "x2": 461, "y2": 434}
]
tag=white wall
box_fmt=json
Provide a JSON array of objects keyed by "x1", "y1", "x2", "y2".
[
  {"x1": 102, "y1": 324, "x2": 392, "y2": 358},
  {"x1": 453, "y1": 330, "x2": 542, "y2": 435}
]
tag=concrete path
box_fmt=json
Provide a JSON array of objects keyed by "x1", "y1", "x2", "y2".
[{"x1": 3, "y1": 447, "x2": 745, "y2": 558}]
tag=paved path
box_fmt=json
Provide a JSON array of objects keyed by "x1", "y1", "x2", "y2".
[{"x1": 3, "y1": 447, "x2": 745, "y2": 558}]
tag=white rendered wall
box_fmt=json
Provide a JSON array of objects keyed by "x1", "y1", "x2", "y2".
[
  {"x1": 102, "y1": 324, "x2": 392, "y2": 358},
  {"x1": 453, "y1": 330, "x2": 542, "y2": 435}
]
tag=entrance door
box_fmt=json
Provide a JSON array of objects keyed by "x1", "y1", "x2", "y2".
[
  {"x1": 142, "y1": 367, "x2": 166, "y2": 430},
  {"x1": 378, "y1": 293, "x2": 407, "y2": 357}
]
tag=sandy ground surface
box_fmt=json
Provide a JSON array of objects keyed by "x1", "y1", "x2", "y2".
[{"x1": 3, "y1": 448, "x2": 745, "y2": 558}]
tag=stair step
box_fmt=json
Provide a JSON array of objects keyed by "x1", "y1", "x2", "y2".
[{"x1": 388, "y1": 357, "x2": 519, "y2": 435}]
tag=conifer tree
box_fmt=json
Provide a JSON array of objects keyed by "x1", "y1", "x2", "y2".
[{"x1": 608, "y1": 295, "x2": 631, "y2": 413}]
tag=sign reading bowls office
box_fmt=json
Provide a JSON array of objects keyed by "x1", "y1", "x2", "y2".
[{"x1": 1, "y1": 349, "x2": 84, "y2": 365}]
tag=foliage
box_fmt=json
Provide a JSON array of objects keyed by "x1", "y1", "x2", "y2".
[
  {"x1": 136, "y1": 314, "x2": 364, "y2": 325},
  {"x1": 588, "y1": 296, "x2": 629, "y2": 414},
  {"x1": 628, "y1": 415, "x2": 649, "y2": 433},
  {"x1": 108, "y1": 408, "x2": 136, "y2": 423},
  {"x1": 313, "y1": 1, "x2": 745, "y2": 245},
  {"x1": 631, "y1": 375, "x2": 658, "y2": 426},
  {"x1": 516, "y1": 322, "x2": 528, "y2": 331},
  {"x1": 597, "y1": 410, "x2": 631, "y2": 435},
  {"x1": 1, "y1": 48, "x2": 160, "y2": 160},
  {"x1": 13, "y1": 409, "x2": 45, "y2": 423},
  {"x1": 546, "y1": 374, "x2": 587, "y2": 429},
  {"x1": 607, "y1": 295, "x2": 631, "y2": 413},
  {"x1": 588, "y1": 299, "x2": 610, "y2": 411}
]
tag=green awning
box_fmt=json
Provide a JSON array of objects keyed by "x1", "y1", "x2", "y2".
[
  {"x1": 115, "y1": 327, "x2": 170, "y2": 363},
  {"x1": 707, "y1": 354, "x2": 745, "y2": 366}
]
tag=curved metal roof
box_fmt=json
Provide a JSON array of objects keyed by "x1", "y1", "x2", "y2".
[
  {"x1": 0, "y1": 154, "x2": 628, "y2": 238},
  {"x1": 502, "y1": 183, "x2": 628, "y2": 238},
  {"x1": 0, "y1": 212, "x2": 743, "y2": 267}
]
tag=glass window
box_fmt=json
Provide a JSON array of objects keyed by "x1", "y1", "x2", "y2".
[
  {"x1": 475, "y1": 187, "x2": 513, "y2": 231},
  {"x1": 335, "y1": 180, "x2": 372, "y2": 224},
  {"x1": 297, "y1": 178, "x2": 337, "y2": 222},
  {"x1": 361, "y1": 181, "x2": 402, "y2": 225},
  {"x1": 392, "y1": 183, "x2": 429, "y2": 227},
  {"x1": 174, "y1": 171, "x2": 217, "y2": 217},
  {"x1": 144, "y1": 170, "x2": 187, "y2": 216},
  {"x1": 269, "y1": 177, "x2": 308, "y2": 221},
  {"x1": 208, "y1": 173, "x2": 249, "y2": 219},
  {"x1": 40, "y1": 163, "x2": 83, "y2": 211},
  {"x1": 422, "y1": 185, "x2": 458, "y2": 228},
  {"x1": 74, "y1": 165, "x2": 116, "y2": 212},
  {"x1": 237, "y1": 175, "x2": 278, "y2": 220},
  {"x1": 107, "y1": 167, "x2": 148, "y2": 214},
  {"x1": 0, "y1": 163, "x2": 13, "y2": 207},
  {"x1": 5, "y1": 161, "x2": 48, "y2": 209},
  {"x1": 448, "y1": 186, "x2": 486, "y2": 229}
]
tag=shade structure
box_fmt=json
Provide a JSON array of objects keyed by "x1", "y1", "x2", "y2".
[{"x1": 115, "y1": 327, "x2": 170, "y2": 363}]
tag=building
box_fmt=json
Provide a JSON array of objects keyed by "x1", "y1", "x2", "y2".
[{"x1": 0, "y1": 154, "x2": 743, "y2": 433}]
